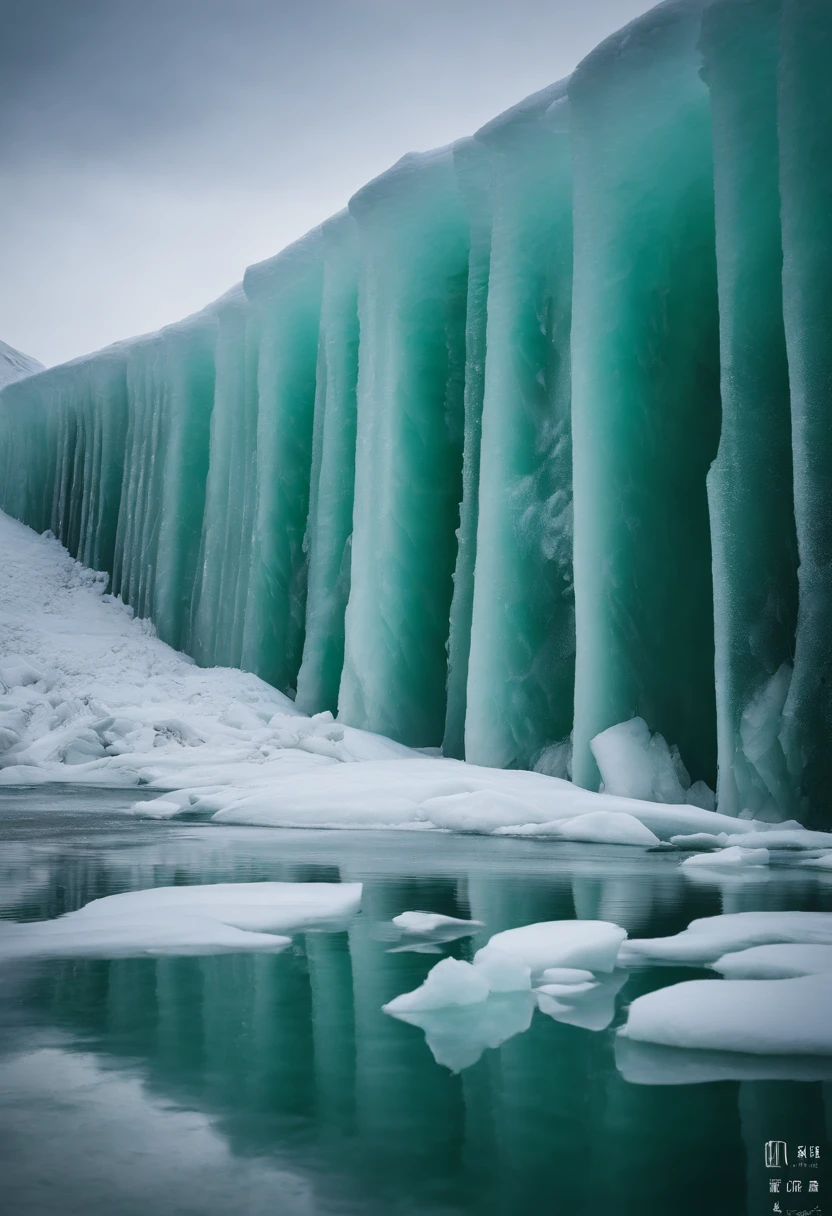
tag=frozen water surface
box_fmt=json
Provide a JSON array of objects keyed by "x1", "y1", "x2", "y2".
[{"x1": 1, "y1": 787, "x2": 831, "y2": 1216}]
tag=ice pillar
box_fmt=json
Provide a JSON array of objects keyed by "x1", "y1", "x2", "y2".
[{"x1": 570, "y1": 0, "x2": 722, "y2": 791}]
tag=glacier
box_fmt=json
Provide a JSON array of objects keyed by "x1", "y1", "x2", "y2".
[{"x1": 1, "y1": 0, "x2": 831, "y2": 827}]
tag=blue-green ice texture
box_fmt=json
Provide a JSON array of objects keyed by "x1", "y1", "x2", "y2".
[{"x1": 2, "y1": 0, "x2": 831, "y2": 827}]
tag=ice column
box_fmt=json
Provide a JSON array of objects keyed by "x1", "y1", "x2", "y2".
[
  {"x1": 778, "y1": 0, "x2": 832, "y2": 826},
  {"x1": 152, "y1": 308, "x2": 217, "y2": 651},
  {"x1": 241, "y1": 233, "x2": 323, "y2": 695},
  {"x1": 190, "y1": 286, "x2": 258, "y2": 669},
  {"x1": 701, "y1": 0, "x2": 799, "y2": 820},
  {"x1": 464, "y1": 82, "x2": 574, "y2": 772},
  {"x1": 442, "y1": 136, "x2": 493, "y2": 760},
  {"x1": 569, "y1": 0, "x2": 722, "y2": 791},
  {"x1": 339, "y1": 151, "x2": 469, "y2": 745},
  {"x1": 295, "y1": 212, "x2": 361, "y2": 715}
]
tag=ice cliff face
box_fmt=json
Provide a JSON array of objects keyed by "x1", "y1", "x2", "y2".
[{"x1": 1, "y1": 0, "x2": 830, "y2": 826}]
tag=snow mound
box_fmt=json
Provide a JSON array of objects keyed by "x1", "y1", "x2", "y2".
[
  {"x1": 618, "y1": 911, "x2": 832, "y2": 966},
  {"x1": 712, "y1": 943, "x2": 832, "y2": 979},
  {"x1": 619, "y1": 972, "x2": 832, "y2": 1055},
  {"x1": 553, "y1": 811, "x2": 660, "y2": 846},
  {"x1": 0, "y1": 881, "x2": 361, "y2": 962}
]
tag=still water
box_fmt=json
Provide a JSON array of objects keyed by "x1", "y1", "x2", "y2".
[{"x1": 1, "y1": 786, "x2": 831, "y2": 1216}]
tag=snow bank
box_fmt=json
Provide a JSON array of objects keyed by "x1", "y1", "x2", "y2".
[
  {"x1": 619, "y1": 972, "x2": 832, "y2": 1055},
  {"x1": 0, "y1": 881, "x2": 361, "y2": 962},
  {"x1": 618, "y1": 911, "x2": 832, "y2": 966},
  {"x1": 4, "y1": 510, "x2": 827, "y2": 850}
]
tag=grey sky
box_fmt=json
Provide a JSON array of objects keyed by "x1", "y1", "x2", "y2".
[{"x1": 0, "y1": 0, "x2": 648, "y2": 367}]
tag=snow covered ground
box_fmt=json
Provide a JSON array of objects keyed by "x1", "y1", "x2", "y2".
[{"x1": 2, "y1": 509, "x2": 832, "y2": 862}]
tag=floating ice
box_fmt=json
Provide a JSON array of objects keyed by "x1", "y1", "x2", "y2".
[
  {"x1": 682, "y1": 846, "x2": 770, "y2": 869},
  {"x1": 382, "y1": 957, "x2": 491, "y2": 1014},
  {"x1": 535, "y1": 970, "x2": 629, "y2": 1032},
  {"x1": 712, "y1": 943, "x2": 832, "y2": 979},
  {"x1": 0, "y1": 881, "x2": 362, "y2": 962},
  {"x1": 392, "y1": 911, "x2": 483, "y2": 935},
  {"x1": 471, "y1": 945, "x2": 532, "y2": 992},
  {"x1": 485, "y1": 920, "x2": 627, "y2": 975},
  {"x1": 388, "y1": 992, "x2": 536, "y2": 1073},
  {"x1": 539, "y1": 967, "x2": 595, "y2": 985},
  {"x1": 618, "y1": 911, "x2": 832, "y2": 967},
  {"x1": 619, "y1": 972, "x2": 832, "y2": 1055},
  {"x1": 553, "y1": 811, "x2": 660, "y2": 847}
]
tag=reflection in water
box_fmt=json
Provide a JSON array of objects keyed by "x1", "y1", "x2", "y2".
[
  {"x1": 535, "y1": 969, "x2": 629, "y2": 1031},
  {"x1": 0, "y1": 793, "x2": 831, "y2": 1215}
]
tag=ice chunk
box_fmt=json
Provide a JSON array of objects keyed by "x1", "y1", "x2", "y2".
[
  {"x1": 471, "y1": 945, "x2": 531, "y2": 992},
  {"x1": 589, "y1": 718, "x2": 694, "y2": 805},
  {"x1": 555, "y1": 811, "x2": 660, "y2": 847},
  {"x1": 535, "y1": 970, "x2": 629, "y2": 1031},
  {"x1": 619, "y1": 911, "x2": 832, "y2": 967},
  {"x1": 619, "y1": 972, "x2": 832, "y2": 1055},
  {"x1": 382, "y1": 957, "x2": 491, "y2": 1013},
  {"x1": 485, "y1": 919, "x2": 627, "y2": 975},
  {"x1": 392, "y1": 911, "x2": 482, "y2": 935},
  {"x1": 800, "y1": 852, "x2": 832, "y2": 871},
  {"x1": 0, "y1": 881, "x2": 361, "y2": 963},
  {"x1": 712, "y1": 943, "x2": 832, "y2": 979},
  {"x1": 539, "y1": 967, "x2": 595, "y2": 985},
  {"x1": 590, "y1": 718, "x2": 654, "y2": 800},
  {"x1": 681, "y1": 846, "x2": 770, "y2": 869},
  {"x1": 387, "y1": 992, "x2": 536, "y2": 1073}
]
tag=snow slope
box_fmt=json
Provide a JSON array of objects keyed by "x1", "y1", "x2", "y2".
[{"x1": 0, "y1": 340, "x2": 44, "y2": 391}]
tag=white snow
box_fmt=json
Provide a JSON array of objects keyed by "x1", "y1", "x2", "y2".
[
  {"x1": 618, "y1": 911, "x2": 832, "y2": 966},
  {"x1": 619, "y1": 972, "x2": 832, "y2": 1055},
  {"x1": 712, "y1": 943, "x2": 832, "y2": 979},
  {"x1": 0, "y1": 881, "x2": 361, "y2": 962},
  {"x1": 485, "y1": 919, "x2": 627, "y2": 974},
  {"x1": 1, "y1": 509, "x2": 824, "y2": 849}
]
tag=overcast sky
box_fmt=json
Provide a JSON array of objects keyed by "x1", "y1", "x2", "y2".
[{"x1": 0, "y1": 0, "x2": 647, "y2": 367}]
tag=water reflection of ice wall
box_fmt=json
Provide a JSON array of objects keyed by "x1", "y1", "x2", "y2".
[
  {"x1": 1, "y1": 0, "x2": 831, "y2": 825},
  {"x1": 12, "y1": 847, "x2": 832, "y2": 1215}
]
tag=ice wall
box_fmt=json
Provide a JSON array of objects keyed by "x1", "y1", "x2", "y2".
[{"x1": 1, "y1": 0, "x2": 831, "y2": 825}]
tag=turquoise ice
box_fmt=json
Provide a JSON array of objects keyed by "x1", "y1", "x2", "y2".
[{"x1": 1, "y1": 0, "x2": 831, "y2": 826}]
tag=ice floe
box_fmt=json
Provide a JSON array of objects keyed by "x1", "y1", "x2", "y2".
[
  {"x1": 618, "y1": 910, "x2": 832, "y2": 966},
  {"x1": 0, "y1": 881, "x2": 362, "y2": 962},
  {"x1": 619, "y1": 972, "x2": 832, "y2": 1055}
]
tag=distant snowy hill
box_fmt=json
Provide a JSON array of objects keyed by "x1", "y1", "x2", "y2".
[{"x1": 0, "y1": 340, "x2": 44, "y2": 390}]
